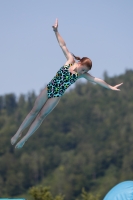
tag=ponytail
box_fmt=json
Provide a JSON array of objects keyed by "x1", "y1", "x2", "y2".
[
  {"x1": 71, "y1": 53, "x2": 81, "y2": 61},
  {"x1": 71, "y1": 52, "x2": 92, "y2": 70}
]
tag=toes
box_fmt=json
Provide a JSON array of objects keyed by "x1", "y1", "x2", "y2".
[
  {"x1": 11, "y1": 134, "x2": 22, "y2": 145},
  {"x1": 15, "y1": 142, "x2": 19, "y2": 148},
  {"x1": 15, "y1": 141, "x2": 25, "y2": 149},
  {"x1": 11, "y1": 137, "x2": 16, "y2": 145},
  {"x1": 15, "y1": 143, "x2": 21, "y2": 149},
  {"x1": 11, "y1": 139, "x2": 13, "y2": 145}
]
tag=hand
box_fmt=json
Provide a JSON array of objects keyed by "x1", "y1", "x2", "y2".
[
  {"x1": 52, "y1": 18, "x2": 58, "y2": 32},
  {"x1": 111, "y1": 83, "x2": 123, "y2": 91}
]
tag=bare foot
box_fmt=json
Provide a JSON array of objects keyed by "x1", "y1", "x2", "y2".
[
  {"x1": 15, "y1": 140, "x2": 26, "y2": 149},
  {"x1": 11, "y1": 133, "x2": 22, "y2": 145}
]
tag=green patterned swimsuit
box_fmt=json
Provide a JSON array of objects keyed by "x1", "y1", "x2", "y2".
[{"x1": 47, "y1": 64, "x2": 79, "y2": 98}]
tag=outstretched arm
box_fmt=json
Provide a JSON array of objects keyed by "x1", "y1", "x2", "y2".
[
  {"x1": 82, "y1": 73, "x2": 123, "y2": 91},
  {"x1": 52, "y1": 19, "x2": 74, "y2": 62}
]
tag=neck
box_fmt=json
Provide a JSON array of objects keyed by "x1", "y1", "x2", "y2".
[{"x1": 73, "y1": 62, "x2": 79, "y2": 72}]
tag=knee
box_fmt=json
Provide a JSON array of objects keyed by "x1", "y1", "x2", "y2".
[
  {"x1": 37, "y1": 111, "x2": 47, "y2": 122},
  {"x1": 31, "y1": 107, "x2": 40, "y2": 116}
]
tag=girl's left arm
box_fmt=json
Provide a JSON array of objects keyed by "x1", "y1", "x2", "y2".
[
  {"x1": 82, "y1": 73, "x2": 123, "y2": 91},
  {"x1": 52, "y1": 19, "x2": 74, "y2": 63}
]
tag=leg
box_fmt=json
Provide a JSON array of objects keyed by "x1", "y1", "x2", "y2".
[
  {"x1": 11, "y1": 87, "x2": 48, "y2": 145},
  {"x1": 15, "y1": 96, "x2": 61, "y2": 148}
]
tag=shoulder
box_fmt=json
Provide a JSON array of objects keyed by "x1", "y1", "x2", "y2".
[
  {"x1": 78, "y1": 73, "x2": 92, "y2": 80},
  {"x1": 64, "y1": 58, "x2": 75, "y2": 66}
]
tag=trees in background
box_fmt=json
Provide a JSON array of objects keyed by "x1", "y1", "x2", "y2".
[{"x1": 0, "y1": 70, "x2": 133, "y2": 199}]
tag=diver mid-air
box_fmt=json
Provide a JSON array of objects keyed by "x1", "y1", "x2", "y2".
[{"x1": 11, "y1": 19, "x2": 123, "y2": 148}]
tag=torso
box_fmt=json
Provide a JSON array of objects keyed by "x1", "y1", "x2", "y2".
[
  {"x1": 68, "y1": 66, "x2": 77, "y2": 75},
  {"x1": 67, "y1": 62, "x2": 82, "y2": 78},
  {"x1": 47, "y1": 63, "x2": 82, "y2": 98}
]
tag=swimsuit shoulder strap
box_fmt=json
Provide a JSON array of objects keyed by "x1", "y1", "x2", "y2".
[{"x1": 64, "y1": 63, "x2": 73, "y2": 67}]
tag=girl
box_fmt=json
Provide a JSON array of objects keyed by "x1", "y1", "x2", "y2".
[{"x1": 11, "y1": 19, "x2": 123, "y2": 149}]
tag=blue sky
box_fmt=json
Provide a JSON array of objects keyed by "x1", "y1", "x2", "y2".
[{"x1": 0, "y1": 0, "x2": 133, "y2": 97}]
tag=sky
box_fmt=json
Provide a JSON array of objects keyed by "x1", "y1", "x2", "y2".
[{"x1": 0, "y1": 0, "x2": 133, "y2": 97}]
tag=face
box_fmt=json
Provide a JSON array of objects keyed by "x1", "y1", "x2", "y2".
[{"x1": 77, "y1": 64, "x2": 89, "y2": 74}]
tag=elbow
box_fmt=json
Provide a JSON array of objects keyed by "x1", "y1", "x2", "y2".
[{"x1": 59, "y1": 43, "x2": 66, "y2": 47}]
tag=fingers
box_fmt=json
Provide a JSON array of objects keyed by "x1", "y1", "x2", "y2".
[
  {"x1": 112, "y1": 86, "x2": 121, "y2": 91},
  {"x1": 113, "y1": 88, "x2": 120, "y2": 91},
  {"x1": 52, "y1": 18, "x2": 58, "y2": 30},
  {"x1": 55, "y1": 18, "x2": 58, "y2": 27},
  {"x1": 54, "y1": 19, "x2": 57, "y2": 23},
  {"x1": 110, "y1": 83, "x2": 123, "y2": 91},
  {"x1": 115, "y1": 87, "x2": 121, "y2": 90},
  {"x1": 117, "y1": 83, "x2": 123, "y2": 87},
  {"x1": 114, "y1": 83, "x2": 123, "y2": 88}
]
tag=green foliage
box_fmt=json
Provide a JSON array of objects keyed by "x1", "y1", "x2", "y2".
[
  {"x1": 4, "y1": 93, "x2": 17, "y2": 114},
  {"x1": 29, "y1": 186, "x2": 64, "y2": 200},
  {"x1": 0, "y1": 70, "x2": 133, "y2": 199},
  {"x1": 80, "y1": 188, "x2": 100, "y2": 200}
]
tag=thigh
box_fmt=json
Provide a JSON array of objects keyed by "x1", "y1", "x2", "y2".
[
  {"x1": 38, "y1": 96, "x2": 61, "y2": 119},
  {"x1": 32, "y1": 86, "x2": 48, "y2": 113}
]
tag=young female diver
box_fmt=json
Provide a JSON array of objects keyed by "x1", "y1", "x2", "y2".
[{"x1": 11, "y1": 19, "x2": 123, "y2": 149}]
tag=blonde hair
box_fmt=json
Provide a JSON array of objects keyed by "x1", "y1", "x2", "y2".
[{"x1": 71, "y1": 53, "x2": 92, "y2": 70}]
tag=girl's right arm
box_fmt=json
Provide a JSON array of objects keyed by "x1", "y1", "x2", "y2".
[
  {"x1": 52, "y1": 19, "x2": 74, "y2": 63},
  {"x1": 82, "y1": 73, "x2": 123, "y2": 91}
]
